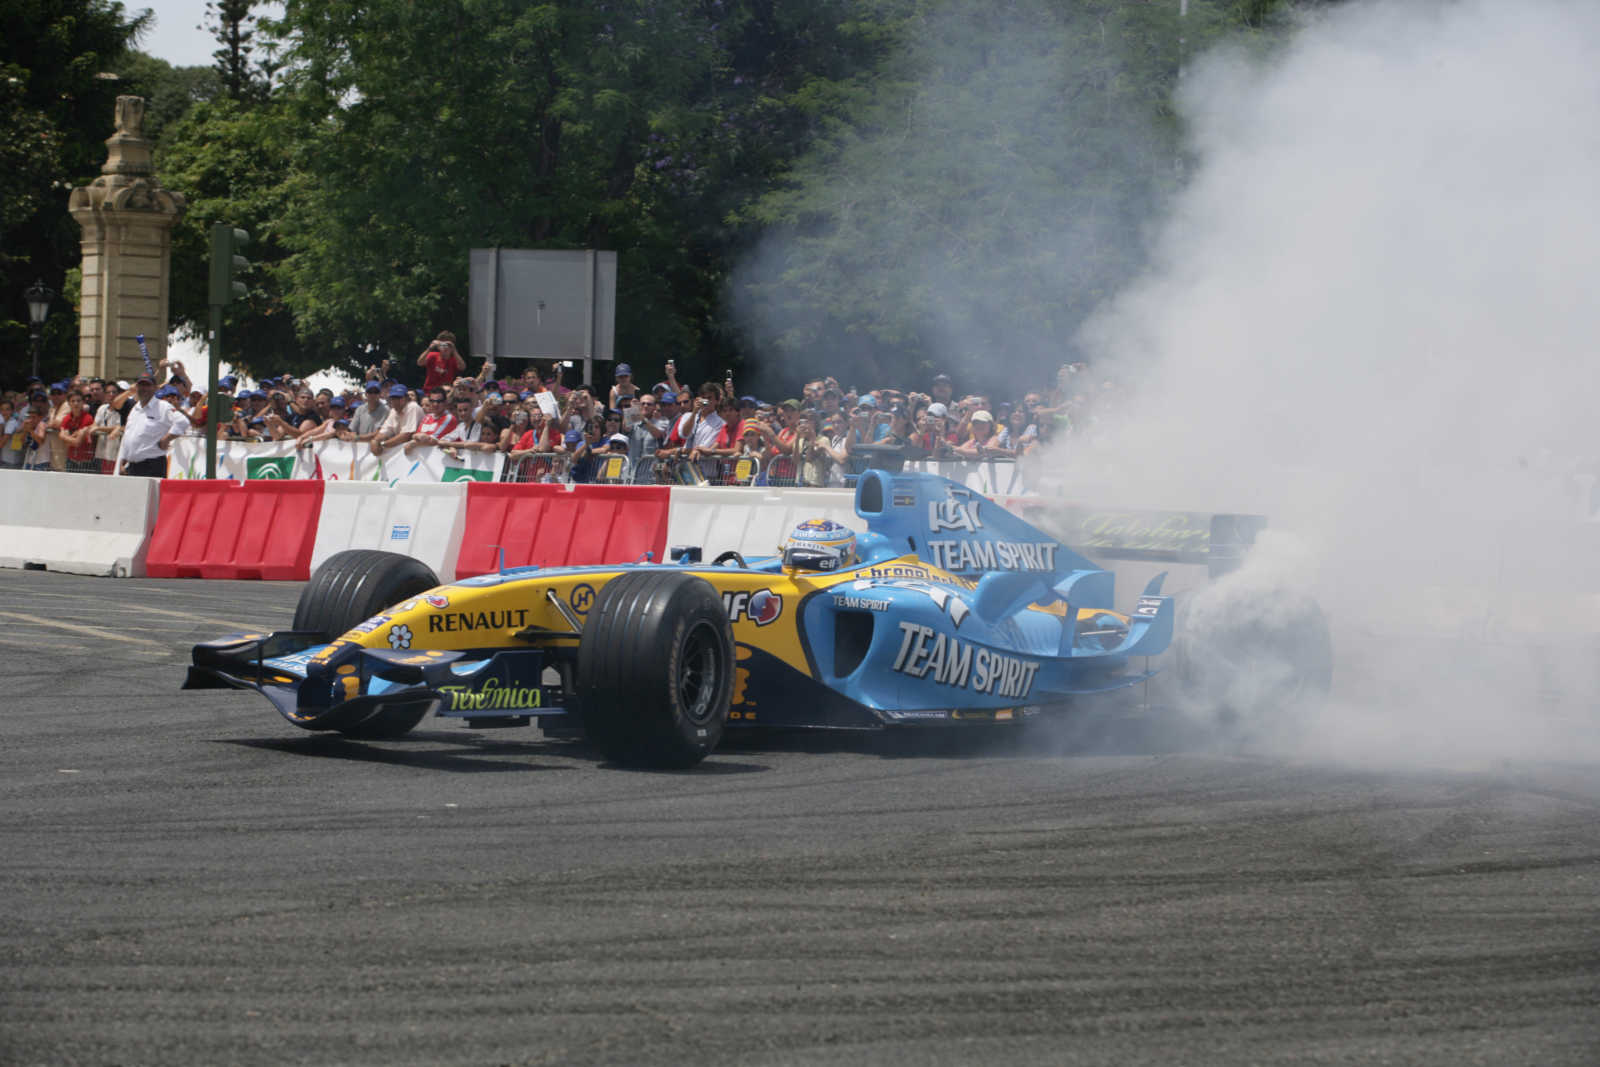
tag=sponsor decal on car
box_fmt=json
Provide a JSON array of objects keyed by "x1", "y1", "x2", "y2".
[
  {"x1": 387, "y1": 624, "x2": 413, "y2": 650},
  {"x1": 724, "y1": 589, "x2": 782, "y2": 626},
  {"x1": 570, "y1": 583, "x2": 596, "y2": 614},
  {"x1": 925, "y1": 538, "x2": 1059, "y2": 573},
  {"x1": 833, "y1": 594, "x2": 891, "y2": 611},
  {"x1": 425, "y1": 594, "x2": 450, "y2": 609},
  {"x1": 263, "y1": 648, "x2": 322, "y2": 674},
  {"x1": 426, "y1": 609, "x2": 531, "y2": 633},
  {"x1": 436, "y1": 676, "x2": 543, "y2": 712},
  {"x1": 853, "y1": 579, "x2": 969, "y2": 627},
  {"x1": 349, "y1": 614, "x2": 390, "y2": 635},
  {"x1": 884, "y1": 709, "x2": 951, "y2": 721},
  {"x1": 891, "y1": 621, "x2": 1040, "y2": 699},
  {"x1": 929, "y1": 490, "x2": 983, "y2": 533}
]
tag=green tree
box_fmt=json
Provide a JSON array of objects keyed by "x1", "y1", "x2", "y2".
[
  {"x1": 156, "y1": 95, "x2": 301, "y2": 376},
  {"x1": 207, "y1": 0, "x2": 273, "y2": 101},
  {"x1": 731, "y1": 0, "x2": 1316, "y2": 395},
  {"x1": 0, "y1": 0, "x2": 147, "y2": 384}
]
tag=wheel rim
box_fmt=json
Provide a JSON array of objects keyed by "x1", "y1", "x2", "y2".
[{"x1": 677, "y1": 621, "x2": 722, "y2": 725}]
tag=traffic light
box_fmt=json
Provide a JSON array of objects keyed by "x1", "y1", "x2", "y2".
[{"x1": 208, "y1": 224, "x2": 251, "y2": 305}]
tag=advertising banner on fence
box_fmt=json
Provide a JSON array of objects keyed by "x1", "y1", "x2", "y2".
[{"x1": 166, "y1": 438, "x2": 504, "y2": 484}]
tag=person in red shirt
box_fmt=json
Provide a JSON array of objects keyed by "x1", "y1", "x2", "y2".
[
  {"x1": 417, "y1": 331, "x2": 466, "y2": 391},
  {"x1": 57, "y1": 391, "x2": 98, "y2": 468},
  {"x1": 411, "y1": 390, "x2": 458, "y2": 447}
]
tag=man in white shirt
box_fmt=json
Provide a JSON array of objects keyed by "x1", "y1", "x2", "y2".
[
  {"x1": 115, "y1": 375, "x2": 182, "y2": 477},
  {"x1": 371, "y1": 384, "x2": 421, "y2": 455},
  {"x1": 658, "y1": 383, "x2": 727, "y2": 480}
]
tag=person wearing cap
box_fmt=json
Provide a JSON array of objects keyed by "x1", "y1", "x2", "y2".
[
  {"x1": 417, "y1": 330, "x2": 466, "y2": 391},
  {"x1": 88, "y1": 382, "x2": 133, "y2": 471},
  {"x1": 297, "y1": 394, "x2": 347, "y2": 444},
  {"x1": 41, "y1": 381, "x2": 72, "y2": 471},
  {"x1": 371, "y1": 383, "x2": 421, "y2": 455},
  {"x1": 929, "y1": 373, "x2": 954, "y2": 407},
  {"x1": 607, "y1": 363, "x2": 639, "y2": 411},
  {"x1": 114, "y1": 375, "x2": 184, "y2": 477},
  {"x1": 914, "y1": 401, "x2": 954, "y2": 458},
  {"x1": 953, "y1": 409, "x2": 1011, "y2": 457},
  {"x1": 347, "y1": 382, "x2": 386, "y2": 441}
]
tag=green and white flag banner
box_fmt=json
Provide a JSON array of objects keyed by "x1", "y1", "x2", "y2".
[{"x1": 166, "y1": 438, "x2": 504, "y2": 484}]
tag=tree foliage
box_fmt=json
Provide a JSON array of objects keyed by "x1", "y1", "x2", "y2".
[
  {"x1": 1, "y1": 0, "x2": 147, "y2": 383},
  {"x1": 3, "y1": 0, "x2": 1327, "y2": 390}
]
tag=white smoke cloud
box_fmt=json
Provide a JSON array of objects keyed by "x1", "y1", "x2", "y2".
[{"x1": 1066, "y1": 0, "x2": 1600, "y2": 767}]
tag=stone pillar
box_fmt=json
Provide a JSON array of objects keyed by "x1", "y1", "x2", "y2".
[{"x1": 68, "y1": 96, "x2": 186, "y2": 383}]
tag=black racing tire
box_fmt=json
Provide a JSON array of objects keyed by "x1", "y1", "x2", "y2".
[
  {"x1": 1173, "y1": 588, "x2": 1333, "y2": 736},
  {"x1": 576, "y1": 570, "x2": 734, "y2": 768},
  {"x1": 291, "y1": 550, "x2": 442, "y2": 740},
  {"x1": 292, "y1": 550, "x2": 441, "y2": 639}
]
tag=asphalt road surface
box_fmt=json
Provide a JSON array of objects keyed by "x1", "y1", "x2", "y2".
[{"x1": 2, "y1": 569, "x2": 1596, "y2": 1066}]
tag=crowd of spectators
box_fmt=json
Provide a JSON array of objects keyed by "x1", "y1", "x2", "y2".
[{"x1": 3, "y1": 328, "x2": 1118, "y2": 487}]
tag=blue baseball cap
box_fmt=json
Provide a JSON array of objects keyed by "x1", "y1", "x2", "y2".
[
  {"x1": 659, "y1": 392, "x2": 678, "y2": 404},
  {"x1": 739, "y1": 395, "x2": 759, "y2": 407},
  {"x1": 219, "y1": 375, "x2": 238, "y2": 389},
  {"x1": 615, "y1": 363, "x2": 632, "y2": 377},
  {"x1": 49, "y1": 380, "x2": 67, "y2": 393},
  {"x1": 563, "y1": 429, "x2": 583, "y2": 444},
  {"x1": 856, "y1": 395, "x2": 877, "y2": 408},
  {"x1": 387, "y1": 384, "x2": 409, "y2": 398},
  {"x1": 156, "y1": 385, "x2": 179, "y2": 398},
  {"x1": 364, "y1": 381, "x2": 381, "y2": 393},
  {"x1": 329, "y1": 396, "x2": 347, "y2": 408}
]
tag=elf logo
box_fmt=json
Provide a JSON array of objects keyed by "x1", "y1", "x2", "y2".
[
  {"x1": 724, "y1": 589, "x2": 783, "y2": 626},
  {"x1": 929, "y1": 490, "x2": 983, "y2": 533}
]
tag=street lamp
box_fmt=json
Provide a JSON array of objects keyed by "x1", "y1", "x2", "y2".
[{"x1": 24, "y1": 278, "x2": 54, "y2": 381}]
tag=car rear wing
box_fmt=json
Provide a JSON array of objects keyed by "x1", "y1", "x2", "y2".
[{"x1": 1003, "y1": 502, "x2": 1267, "y2": 579}]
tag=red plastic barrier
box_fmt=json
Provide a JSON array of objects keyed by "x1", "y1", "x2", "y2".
[
  {"x1": 145, "y1": 479, "x2": 325, "y2": 580},
  {"x1": 456, "y1": 483, "x2": 670, "y2": 577}
]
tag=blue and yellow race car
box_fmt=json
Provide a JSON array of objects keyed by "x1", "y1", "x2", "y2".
[{"x1": 185, "y1": 471, "x2": 1184, "y2": 767}]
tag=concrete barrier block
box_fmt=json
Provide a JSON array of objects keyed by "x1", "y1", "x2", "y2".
[
  {"x1": 311, "y1": 480, "x2": 469, "y2": 582},
  {"x1": 0, "y1": 470, "x2": 160, "y2": 577},
  {"x1": 667, "y1": 486, "x2": 857, "y2": 560}
]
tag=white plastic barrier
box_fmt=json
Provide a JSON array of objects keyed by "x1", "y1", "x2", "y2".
[
  {"x1": 310, "y1": 481, "x2": 469, "y2": 582},
  {"x1": 667, "y1": 486, "x2": 858, "y2": 560},
  {"x1": 0, "y1": 470, "x2": 160, "y2": 577}
]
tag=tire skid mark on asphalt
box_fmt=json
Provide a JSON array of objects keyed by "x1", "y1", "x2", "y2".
[{"x1": 0, "y1": 610, "x2": 168, "y2": 648}]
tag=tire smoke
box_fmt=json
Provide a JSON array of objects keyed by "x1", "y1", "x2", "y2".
[{"x1": 1063, "y1": 0, "x2": 1600, "y2": 768}]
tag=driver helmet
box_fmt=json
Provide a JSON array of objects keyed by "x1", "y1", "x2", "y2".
[{"x1": 781, "y1": 518, "x2": 858, "y2": 572}]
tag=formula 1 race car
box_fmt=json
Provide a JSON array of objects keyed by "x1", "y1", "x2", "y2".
[{"x1": 184, "y1": 470, "x2": 1322, "y2": 767}]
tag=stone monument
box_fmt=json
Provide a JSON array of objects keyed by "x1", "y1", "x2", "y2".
[{"x1": 68, "y1": 95, "x2": 186, "y2": 382}]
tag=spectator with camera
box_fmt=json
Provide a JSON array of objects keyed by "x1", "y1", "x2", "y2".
[
  {"x1": 418, "y1": 331, "x2": 466, "y2": 390},
  {"x1": 953, "y1": 409, "x2": 1011, "y2": 458}
]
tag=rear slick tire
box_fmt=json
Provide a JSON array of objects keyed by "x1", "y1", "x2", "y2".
[{"x1": 577, "y1": 570, "x2": 734, "y2": 768}]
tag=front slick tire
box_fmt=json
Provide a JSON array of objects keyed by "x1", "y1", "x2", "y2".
[{"x1": 577, "y1": 570, "x2": 734, "y2": 769}]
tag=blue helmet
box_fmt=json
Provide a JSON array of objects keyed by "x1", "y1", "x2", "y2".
[{"x1": 782, "y1": 518, "x2": 857, "y2": 572}]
